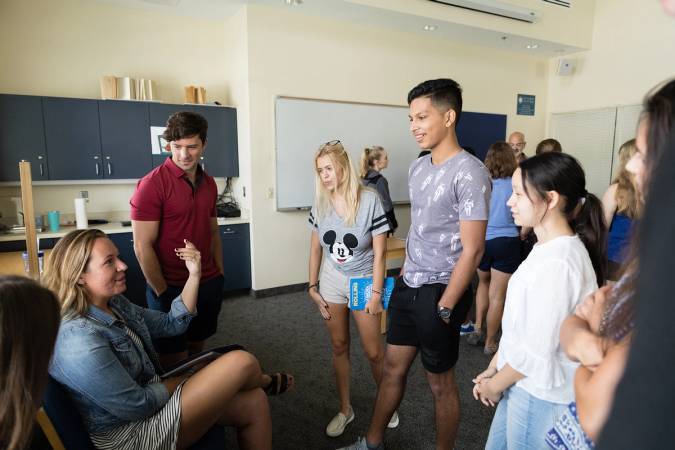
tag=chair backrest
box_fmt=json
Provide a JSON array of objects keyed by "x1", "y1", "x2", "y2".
[
  {"x1": 41, "y1": 376, "x2": 95, "y2": 450},
  {"x1": 41, "y1": 375, "x2": 225, "y2": 450}
]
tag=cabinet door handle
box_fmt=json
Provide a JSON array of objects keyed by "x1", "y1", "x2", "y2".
[
  {"x1": 222, "y1": 230, "x2": 236, "y2": 235},
  {"x1": 95, "y1": 162, "x2": 100, "y2": 175},
  {"x1": 107, "y1": 162, "x2": 112, "y2": 175},
  {"x1": 39, "y1": 163, "x2": 43, "y2": 176}
]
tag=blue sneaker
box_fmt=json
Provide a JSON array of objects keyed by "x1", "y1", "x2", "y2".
[{"x1": 460, "y1": 321, "x2": 475, "y2": 335}]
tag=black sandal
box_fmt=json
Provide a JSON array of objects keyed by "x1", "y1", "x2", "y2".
[{"x1": 264, "y1": 373, "x2": 293, "y2": 396}]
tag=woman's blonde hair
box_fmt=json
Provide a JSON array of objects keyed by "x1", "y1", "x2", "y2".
[
  {"x1": 314, "y1": 141, "x2": 362, "y2": 226},
  {"x1": 42, "y1": 229, "x2": 106, "y2": 319},
  {"x1": 612, "y1": 139, "x2": 640, "y2": 219},
  {"x1": 0, "y1": 276, "x2": 60, "y2": 450},
  {"x1": 359, "y1": 146, "x2": 387, "y2": 178}
]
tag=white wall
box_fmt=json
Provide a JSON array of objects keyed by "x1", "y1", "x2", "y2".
[
  {"x1": 0, "y1": 0, "x2": 242, "y2": 221},
  {"x1": 244, "y1": 5, "x2": 550, "y2": 289},
  {"x1": 222, "y1": 7, "x2": 252, "y2": 212},
  {"x1": 0, "y1": 0, "x2": 229, "y2": 103},
  {"x1": 547, "y1": 0, "x2": 675, "y2": 115}
]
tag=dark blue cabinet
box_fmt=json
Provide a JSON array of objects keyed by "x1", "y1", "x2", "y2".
[
  {"x1": 108, "y1": 232, "x2": 147, "y2": 306},
  {"x1": 0, "y1": 94, "x2": 49, "y2": 181},
  {"x1": 150, "y1": 103, "x2": 239, "y2": 178},
  {"x1": 99, "y1": 100, "x2": 152, "y2": 179},
  {"x1": 0, "y1": 95, "x2": 239, "y2": 181},
  {"x1": 220, "y1": 224, "x2": 251, "y2": 292},
  {"x1": 109, "y1": 224, "x2": 250, "y2": 300},
  {"x1": 43, "y1": 97, "x2": 103, "y2": 180},
  {"x1": 194, "y1": 105, "x2": 239, "y2": 177}
]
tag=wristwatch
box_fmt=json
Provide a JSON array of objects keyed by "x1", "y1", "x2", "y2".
[{"x1": 437, "y1": 306, "x2": 453, "y2": 321}]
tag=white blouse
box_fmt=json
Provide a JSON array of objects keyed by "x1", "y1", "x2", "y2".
[{"x1": 497, "y1": 235, "x2": 598, "y2": 404}]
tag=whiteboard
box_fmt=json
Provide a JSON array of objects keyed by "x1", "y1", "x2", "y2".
[{"x1": 275, "y1": 97, "x2": 418, "y2": 210}]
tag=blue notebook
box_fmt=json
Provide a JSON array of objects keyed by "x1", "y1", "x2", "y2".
[{"x1": 349, "y1": 277, "x2": 396, "y2": 310}]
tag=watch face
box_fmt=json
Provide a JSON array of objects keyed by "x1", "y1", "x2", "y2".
[{"x1": 439, "y1": 309, "x2": 452, "y2": 319}]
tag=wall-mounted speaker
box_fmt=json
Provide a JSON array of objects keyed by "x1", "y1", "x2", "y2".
[{"x1": 557, "y1": 59, "x2": 576, "y2": 76}]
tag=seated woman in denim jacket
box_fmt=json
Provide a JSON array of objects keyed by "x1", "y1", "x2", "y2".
[{"x1": 44, "y1": 229, "x2": 290, "y2": 450}]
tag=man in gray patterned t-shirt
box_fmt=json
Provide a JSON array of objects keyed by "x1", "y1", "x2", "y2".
[
  {"x1": 341, "y1": 79, "x2": 490, "y2": 450},
  {"x1": 404, "y1": 151, "x2": 490, "y2": 286}
]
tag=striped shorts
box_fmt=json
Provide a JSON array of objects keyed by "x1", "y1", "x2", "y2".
[{"x1": 90, "y1": 380, "x2": 184, "y2": 450}]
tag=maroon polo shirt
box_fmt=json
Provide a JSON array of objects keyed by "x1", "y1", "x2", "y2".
[{"x1": 130, "y1": 157, "x2": 220, "y2": 286}]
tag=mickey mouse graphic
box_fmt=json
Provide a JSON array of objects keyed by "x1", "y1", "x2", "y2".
[{"x1": 323, "y1": 230, "x2": 358, "y2": 264}]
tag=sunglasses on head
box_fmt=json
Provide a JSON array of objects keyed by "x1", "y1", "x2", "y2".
[{"x1": 320, "y1": 139, "x2": 342, "y2": 149}]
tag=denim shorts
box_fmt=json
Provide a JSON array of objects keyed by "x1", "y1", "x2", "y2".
[
  {"x1": 146, "y1": 275, "x2": 224, "y2": 353},
  {"x1": 485, "y1": 385, "x2": 567, "y2": 450}
]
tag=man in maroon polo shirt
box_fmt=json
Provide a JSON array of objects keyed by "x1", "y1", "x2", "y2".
[{"x1": 131, "y1": 111, "x2": 224, "y2": 367}]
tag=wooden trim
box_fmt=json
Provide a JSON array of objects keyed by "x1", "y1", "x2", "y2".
[
  {"x1": 35, "y1": 408, "x2": 66, "y2": 450},
  {"x1": 19, "y1": 161, "x2": 39, "y2": 279}
]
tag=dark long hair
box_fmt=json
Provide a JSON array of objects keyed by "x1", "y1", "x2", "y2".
[
  {"x1": 520, "y1": 152, "x2": 607, "y2": 285},
  {"x1": 0, "y1": 276, "x2": 60, "y2": 450},
  {"x1": 601, "y1": 78, "x2": 675, "y2": 341}
]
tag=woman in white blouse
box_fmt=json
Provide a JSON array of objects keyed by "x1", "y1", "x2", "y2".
[{"x1": 472, "y1": 152, "x2": 607, "y2": 449}]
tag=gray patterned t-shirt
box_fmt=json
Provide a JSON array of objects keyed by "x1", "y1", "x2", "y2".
[
  {"x1": 404, "y1": 151, "x2": 491, "y2": 287},
  {"x1": 308, "y1": 189, "x2": 390, "y2": 276}
]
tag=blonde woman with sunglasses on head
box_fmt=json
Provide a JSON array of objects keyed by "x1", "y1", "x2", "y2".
[{"x1": 307, "y1": 140, "x2": 398, "y2": 437}]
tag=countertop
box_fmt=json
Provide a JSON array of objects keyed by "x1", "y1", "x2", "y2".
[{"x1": 0, "y1": 215, "x2": 249, "y2": 243}]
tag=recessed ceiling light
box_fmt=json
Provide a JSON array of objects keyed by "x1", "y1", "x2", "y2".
[
  {"x1": 284, "y1": 0, "x2": 303, "y2": 5},
  {"x1": 423, "y1": 25, "x2": 437, "y2": 31},
  {"x1": 526, "y1": 44, "x2": 539, "y2": 49}
]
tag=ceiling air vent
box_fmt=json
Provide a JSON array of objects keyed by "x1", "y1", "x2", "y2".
[
  {"x1": 543, "y1": 0, "x2": 571, "y2": 7},
  {"x1": 428, "y1": 0, "x2": 542, "y2": 23}
]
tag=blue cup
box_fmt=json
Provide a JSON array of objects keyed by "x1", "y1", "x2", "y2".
[{"x1": 47, "y1": 210, "x2": 60, "y2": 232}]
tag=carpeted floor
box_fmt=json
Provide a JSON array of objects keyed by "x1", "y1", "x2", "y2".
[{"x1": 206, "y1": 291, "x2": 495, "y2": 450}]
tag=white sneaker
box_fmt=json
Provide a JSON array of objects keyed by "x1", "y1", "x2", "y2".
[
  {"x1": 337, "y1": 436, "x2": 384, "y2": 450},
  {"x1": 326, "y1": 407, "x2": 355, "y2": 437},
  {"x1": 387, "y1": 410, "x2": 399, "y2": 429}
]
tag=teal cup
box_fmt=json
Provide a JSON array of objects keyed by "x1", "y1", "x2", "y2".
[{"x1": 47, "y1": 210, "x2": 60, "y2": 232}]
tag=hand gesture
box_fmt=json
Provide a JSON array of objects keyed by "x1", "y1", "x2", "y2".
[
  {"x1": 175, "y1": 239, "x2": 201, "y2": 277},
  {"x1": 472, "y1": 366, "x2": 497, "y2": 385},
  {"x1": 309, "y1": 288, "x2": 331, "y2": 320},
  {"x1": 472, "y1": 382, "x2": 494, "y2": 407},
  {"x1": 474, "y1": 378, "x2": 501, "y2": 407},
  {"x1": 472, "y1": 366, "x2": 498, "y2": 407},
  {"x1": 576, "y1": 285, "x2": 611, "y2": 334},
  {"x1": 365, "y1": 295, "x2": 384, "y2": 315}
]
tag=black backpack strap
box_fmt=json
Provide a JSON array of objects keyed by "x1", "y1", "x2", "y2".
[{"x1": 364, "y1": 173, "x2": 383, "y2": 186}]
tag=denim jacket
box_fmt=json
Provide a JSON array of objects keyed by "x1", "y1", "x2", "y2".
[{"x1": 49, "y1": 294, "x2": 194, "y2": 433}]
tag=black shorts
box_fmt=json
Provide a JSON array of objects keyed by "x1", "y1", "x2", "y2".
[
  {"x1": 478, "y1": 236, "x2": 522, "y2": 274},
  {"x1": 146, "y1": 275, "x2": 224, "y2": 353},
  {"x1": 386, "y1": 277, "x2": 472, "y2": 373}
]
